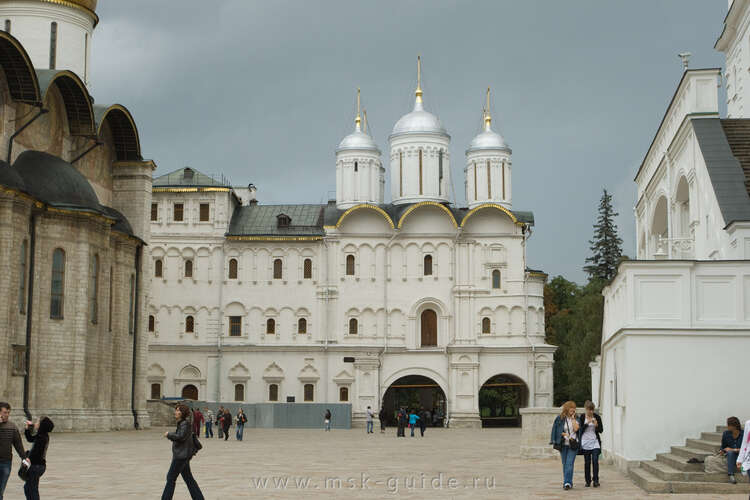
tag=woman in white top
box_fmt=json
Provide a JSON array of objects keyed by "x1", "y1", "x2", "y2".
[
  {"x1": 578, "y1": 400, "x2": 603, "y2": 488},
  {"x1": 549, "y1": 401, "x2": 580, "y2": 490},
  {"x1": 737, "y1": 418, "x2": 750, "y2": 482}
]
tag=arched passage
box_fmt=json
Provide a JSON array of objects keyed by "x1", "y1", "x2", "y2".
[
  {"x1": 479, "y1": 374, "x2": 529, "y2": 427},
  {"x1": 382, "y1": 375, "x2": 446, "y2": 426},
  {"x1": 181, "y1": 384, "x2": 198, "y2": 400}
]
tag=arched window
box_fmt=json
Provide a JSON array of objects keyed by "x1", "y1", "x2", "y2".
[
  {"x1": 346, "y1": 255, "x2": 355, "y2": 276},
  {"x1": 150, "y1": 383, "x2": 161, "y2": 400},
  {"x1": 304, "y1": 383, "x2": 314, "y2": 402},
  {"x1": 184, "y1": 259, "x2": 193, "y2": 278},
  {"x1": 354, "y1": 161, "x2": 358, "y2": 172},
  {"x1": 303, "y1": 258, "x2": 312, "y2": 279},
  {"x1": 339, "y1": 387, "x2": 349, "y2": 402},
  {"x1": 266, "y1": 318, "x2": 276, "y2": 334},
  {"x1": 148, "y1": 315, "x2": 155, "y2": 332},
  {"x1": 50, "y1": 248, "x2": 65, "y2": 319},
  {"x1": 234, "y1": 384, "x2": 244, "y2": 402},
  {"x1": 423, "y1": 255, "x2": 433, "y2": 276},
  {"x1": 128, "y1": 274, "x2": 135, "y2": 334},
  {"x1": 19, "y1": 240, "x2": 27, "y2": 314},
  {"x1": 349, "y1": 318, "x2": 358, "y2": 335},
  {"x1": 228, "y1": 258, "x2": 238, "y2": 279},
  {"x1": 49, "y1": 21, "x2": 57, "y2": 69},
  {"x1": 185, "y1": 315, "x2": 194, "y2": 333},
  {"x1": 154, "y1": 259, "x2": 163, "y2": 278},
  {"x1": 492, "y1": 270, "x2": 501, "y2": 289},
  {"x1": 273, "y1": 259, "x2": 282, "y2": 279},
  {"x1": 420, "y1": 309, "x2": 437, "y2": 346},
  {"x1": 298, "y1": 318, "x2": 307, "y2": 334},
  {"x1": 482, "y1": 317, "x2": 491, "y2": 334},
  {"x1": 269, "y1": 384, "x2": 279, "y2": 401},
  {"x1": 89, "y1": 254, "x2": 99, "y2": 324}
]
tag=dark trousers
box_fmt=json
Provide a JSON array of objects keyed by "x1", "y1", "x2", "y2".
[
  {"x1": 205, "y1": 421, "x2": 213, "y2": 438},
  {"x1": 223, "y1": 425, "x2": 230, "y2": 441},
  {"x1": 0, "y1": 460, "x2": 11, "y2": 500},
  {"x1": 379, "y1": 419, "x2": 385, "y2": 432},
  {"x1": 161, "y1": 458, "x2": 204, "y2": 500},
  {"x1": 583, "y1": 448, "x2": 600, "y2": 484},
  {"x1": 397, "y1": 424, "x2": 404, "y2": 437},
  {"x1": 23, "y1": 464, "x2": 45, "y2": 500},
  {"x1": 419, "y1": 424, "x2": 425, "y2": 437}
]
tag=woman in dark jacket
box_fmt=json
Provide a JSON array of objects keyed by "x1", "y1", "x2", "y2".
[
  {"x1": 578, "y1": 400, "x2": 603, "y2": 487},
  {"x1": 23, "y1": 416, "x2": 53, "y2": 500},
  {"x1": 162, "y1": 404, "x2": 204, "y2": 500}
]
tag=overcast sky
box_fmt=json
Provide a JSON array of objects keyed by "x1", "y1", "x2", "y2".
[{"x1": 90, "y1": 1, "x2": 726, "y2": 283}]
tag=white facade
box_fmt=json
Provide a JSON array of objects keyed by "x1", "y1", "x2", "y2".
[
  {"x1": 597, "y1": 2, "x2": 750, "y2": 469},
  {"x1": 147, "y1": 72, "x2": 554, "y2": 427},
  {"x1": 0, "y1": 0, "x2": 97, "y2": 85},
  {"x1": 717, "y1": 0, "x2": 750, "y2": 118}
]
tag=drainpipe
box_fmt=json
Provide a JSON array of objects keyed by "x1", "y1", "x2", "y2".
[
  {"x1": 22, "y1": 212, "x2": 38, "y2": 421},
  {"x1": 7, "y1": 107, "x2": 48, "y2": 164},
  {"x1": 131, "y1": 244, "x2": 142, "y2": 429},
  {"x1": 70, "y1": 140, "x2": 102, "y2": 164}
]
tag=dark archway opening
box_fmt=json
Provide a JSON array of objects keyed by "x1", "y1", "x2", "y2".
[
  {"x1": 479, "y1": 374, "x2": 528, "y2": 427},
  {"x1": 181, "y1": 384, "x2": 198, "y2": 400},
  {"x1": 382, "y1": 375, "x2": 446, "y2": 426}
]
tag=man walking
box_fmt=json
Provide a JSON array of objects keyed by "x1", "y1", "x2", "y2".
[
  {"x1": 221, "y1": 408, "x2": 232, "y2": 441},
  {"x1": 378, "y1": 406, "x2": 386, "y2": 434},
  {"x1": 365, "y1": 406, "x2": 374, "y2": 434},
  {"x1": 0, "y1": 402, "x2": 26, "y2": 500},
  {"x1": 192, "y1": 407, "x2": 204, "y2": 436},
  {"x1": 217, "y1": 406, "x2": 225, "y2": 439}
]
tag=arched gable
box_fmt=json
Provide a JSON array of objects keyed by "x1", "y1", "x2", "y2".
[
  {"x1": 461, "y1": 203, "x2": 520, "y2": 227},
  {"x1": 94, "y1": 104, "x2": 142, "y2": 161},
  {"x1": 37, "y1": 69, "x2": 94, "y2": 136},
  {"x1": 397, "y1": 201, "x2": 458, "y2": 229},
  {"x1": 332, "y1": 204, "x2": 395, "y2": 229},
  {"x1": 0, "y1": 31, "x2": 40, "y2": 104}
]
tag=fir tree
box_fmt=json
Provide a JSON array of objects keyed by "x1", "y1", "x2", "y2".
[{"x1": 584, "y1": 189, "x2": 623, "y2": 282}]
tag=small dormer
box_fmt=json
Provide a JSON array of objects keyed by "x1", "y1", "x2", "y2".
[
  {"x1": 183, "y1": 167, "x2": 194, "y2": 182},
  {"x1": 277, "y1": 213, "x2": 291, "y2": 228}
]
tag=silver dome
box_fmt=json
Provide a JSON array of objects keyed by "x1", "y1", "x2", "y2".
[
  {"x1": 391, "y1": 100, "x2": 448, "y2": 136},
  {"x1": 467, "y1": 129, "x2": 510, "y2": 153},
  {"x1": 336, "y1": 130, "x2": 380, "y2": 153}
]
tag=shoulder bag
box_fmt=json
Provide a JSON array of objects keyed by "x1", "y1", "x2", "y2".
[{"x1": 566, "y1": 418, "x2": 579, "y2": 451}]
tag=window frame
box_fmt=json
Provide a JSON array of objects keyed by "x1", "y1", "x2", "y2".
[
  {"x1": 50, "y1": 248, "x2": 65, "y2": 319},
  {"x1": 266, "y1": 318, "x2": 276, "y2": 335},
  {"x1": 229, "y1": 316, "x2": 242, "y2": 337},
  {"x1": 492, "y1": 269, "x2": 501, "y2": 289},
  {"x1": 234, "y1": 383, "x2": 245, "y2": 402},
  {"x1": 345, "y1": 254, "x2": 355, "y2": 276},
  {"x1": 348, "y1": 318, "x2": 358, "y2": 335},
  {"x1": 423, "y1": 254, "x2": 433, "y2": 276},
  {"x1": 297, "y1": 317, "x2": 307, "y2": 334},
  {"x1": 184, "y1": 259, "x2": 193, "y2": 278},
  {"x1": 148, "y1": 315, "x2": 155, "y2": 332},
  {"x1": 199, "y1": 203, "x2": 210, "y2": 222},
  {"x1": 150, "y1": 383, "x2": 161, "y2": 400},
  {"x1": 303, "y1": 383, "x2": 314, "y2": 402},
  {"x1": 273, "y1": 259, "x2": 283, "y2": 279},
  {"x1": 228, "y1": 258, "x2": 238, "y2": 279},
  {"x1": 154, "y1": 259, "x2": 163, "y2": 278},
  {"x1": 268, "y1": 383, "x2": 279, "y2": 402},
  {"x1": 173, "y1": 203, "x2": 184, "y2": 222},
  {"x1": 303, "y1": 258, "x2": 312, "y2": 279},
  {"x1": 339, "y1": 386, "x2": 349, "y2": 402},
  {"x1": 482, "y1": 317, "x2": 491, "y2": 334},
  {"x1": 150, "y1": 203, "x2": 158, "y2": 221},
  {"x1": 185, "y1": 315, "x2": 194, "y2": 333}
]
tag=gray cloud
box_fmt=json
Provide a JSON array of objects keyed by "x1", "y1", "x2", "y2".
[{"x1": 91, "y1": 0, "x2": 725, "y2": 282}]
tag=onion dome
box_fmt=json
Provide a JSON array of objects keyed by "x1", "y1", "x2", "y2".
[
  {"x1": 336, "y1": 88, "x2": 380, "y2": 152},
  {"x1": 467, "y1": 87, "x2": 510, "y2": 153},
  {"x1": 391, "y1": 56, "x2": 447, "y2": 136}
]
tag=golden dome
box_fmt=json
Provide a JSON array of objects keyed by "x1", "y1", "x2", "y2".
[{"x1": 38, "y1": 0, "x2": 98, "y2": 24}]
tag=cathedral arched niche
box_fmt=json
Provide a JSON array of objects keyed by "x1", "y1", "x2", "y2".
[
  {"x1": 649, "y1": 195, "x2": 668, "y2": 256},
  {"x1": 461, "y1": 204, "x2": 517, "y2": 234},
  {"x1": 335, "y1": 204, "x2": 394, "y2": 234},
  {"x1": 397, "y1": 202, "x2": 458, "y2": 233}
]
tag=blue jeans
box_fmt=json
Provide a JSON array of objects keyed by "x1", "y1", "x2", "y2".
[
  {"x1": 727, "y1": 451, "x2": 739, "y2": 475},
  {"x1": 324, "y1": 420, "x2": 331, "y2": 431},
  {"x1": 161, "y1": 458, "x2": 204, "y2": 500},
  {"x1": 366, "y1": 421, "x2": 373, "y2": 433},
  {"x1": 559, "y1": 445, "x2": 577, "y2": 486},
  {"x1": 204, "y1": 421, "x2": 212, "y2": 438},
  {"x1": 583, "y1": 448, "x2": 600, "y2": 484},
  {"x1": 0, "y1": 460, "x2": 11, "y2": 500},
  {"x1": 236, "y1": 423, "x2": 244, "y2": 441},
  {"x1": 23, "y1": 464, "x2": 45, "y2": 500}
]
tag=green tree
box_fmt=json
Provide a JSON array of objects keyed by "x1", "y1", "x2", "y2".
[{"x1": 584, "y1": 189, "x2": 623, "y2": 282}]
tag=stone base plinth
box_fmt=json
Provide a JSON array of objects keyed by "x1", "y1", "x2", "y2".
[
  {"x1": 449, "y1": 412, "x2": 481, "y2": 429},
  {"x1": 12, "y1": 408, "x2": 150, "y2": 432},
  {"x1": 519, "y1": 407, "x2": 560, "y2": 458}
]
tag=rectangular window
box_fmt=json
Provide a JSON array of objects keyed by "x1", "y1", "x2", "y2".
[
  {"x1": 19, "y1": 240, "x2": 27, "y2": 314},
  {"x1": 173, "y1": 203, "x2": 183, "y2": 222},
  {"x1": 199, "y1": 203, "x2": 209, "y2": 222},
  {"x1": 399, "y1": 152, "x2": 403, "y2": 197},
  {"x1": 487, "y1": 161, "x2": 492, "y2": 199},
  {"x1": 49, "y1": 22, "x2": 57, "y2": 69},
  {"x1": 151, "y1": 203, "x2": 158, "y2": 221},
  {"x1": 418, "y1": 149, "x2": 423, "y2": 195},
  {"x1": 4, "y1": 19, "x2": 10, "y2": 33},
  {"x1": 128, "y1": 274, "x2": 135, "y2": 334},
  {"x1": 229, "y1": 316, "x2": 241, "y2": 336}
]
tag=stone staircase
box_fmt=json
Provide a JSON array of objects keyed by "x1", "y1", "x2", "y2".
[{"x1": 630, "y1": 425, "x2": 750, "y2": 494}]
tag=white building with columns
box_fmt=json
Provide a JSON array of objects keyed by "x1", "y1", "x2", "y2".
[
  {"x1": 595, "y1": 0, "x2": 750, "y2": 470},
  {"x1": 147, "y1": 65, "x2": 554, "y2": 428}
]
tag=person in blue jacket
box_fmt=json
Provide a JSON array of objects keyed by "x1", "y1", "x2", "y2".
[
  {"x1": 408, "y1": 410, "x2": 420, "y2": 437},
  {"x1": 550, "y1": 401, "x2": 580, "y2": 491}
]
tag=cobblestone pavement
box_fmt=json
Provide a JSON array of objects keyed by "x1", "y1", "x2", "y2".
[{"x1": 2, "y1": 427, "x2": 747, "y2": 499}]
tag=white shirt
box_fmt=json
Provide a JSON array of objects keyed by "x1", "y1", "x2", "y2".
[
  {"x1": 738, "y1": 419, "x2": 750, "y2": 472},
  {"x1": 563, "y1": 417, "x2": 576, "y2": 445},
  {"x1": 581, "y1": 415, "x2": 600, "y2": 450}
]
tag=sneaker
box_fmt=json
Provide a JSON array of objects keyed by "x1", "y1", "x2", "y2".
[
  {"x1": 563, "y1": 483, "x2": 571, "y2": 490},
  {"x1": 593, "y1": 481, "x2": 600, "y2": 487},
  {"x1": 585, "y1": 483, "x2": 591, "y2": 487},
  {"x1": 729, "y1": 474, "x2": 737, "y2": 484}
]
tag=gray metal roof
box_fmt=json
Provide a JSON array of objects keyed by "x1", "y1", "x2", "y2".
[
  {"x1": 228, "y1": 204, "x2": 324, "y2": 237},
  {"x1": 154, "y1": 167, "x2": 230, "y2": 188},
  {"x1": 692, "y1": 118, "x2": 750, "y2": 227}
]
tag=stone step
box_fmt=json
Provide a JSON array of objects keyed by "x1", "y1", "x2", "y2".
[
  {"x1": 670, "y1": 445, "x2": 713, "y2": 460},
  {"x1": 657, "y1": 452, "x2": 705, "y2": 472},
  {"x1": 686, "y1": 438, "x2": 721, "y2": 452},
  {"x1": 629, "y1": 466, "x2": 671, "y2": 493},
  {"x1": 701, "y1": 431, "x2": 723, "y2": 442},
  {"x1": 670, "y1": 480, "x2": 750, "y2": 494},
  {"x1": 641, "y1": 460, "x2": 739, "y2": 483},
  {"x1": 716, "y1": 425, "x2": 728, "y2": 433}
]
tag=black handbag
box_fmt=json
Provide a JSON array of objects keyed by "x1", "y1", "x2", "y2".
[
  {"x1": 566, "y1": 419, "x2": 579, "y2": 450},
  {"x1": 192, "y1": 432, "x2": 202, "y2": 456},
  {"x1": 17, "y1": 451, "x2": 30, "y2": 481}
]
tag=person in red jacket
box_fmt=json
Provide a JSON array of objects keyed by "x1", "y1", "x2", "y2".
[{"x1": 192, "y1": 408, "x2": 204, "y2": 436}]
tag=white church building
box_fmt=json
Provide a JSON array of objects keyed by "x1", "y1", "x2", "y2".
[
  {"x1": 595, "y1": 0, "x2": 750, "y2": 470},
  {"x1": 146, "y1": 68, "x2": 555, "y2": 427}
]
